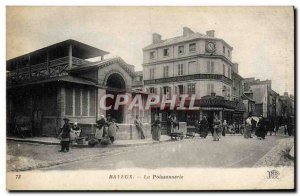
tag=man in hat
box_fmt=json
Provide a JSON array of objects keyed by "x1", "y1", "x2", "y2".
[{"x1": 59, "y1": 118, "x2": 71, "y2": 152}]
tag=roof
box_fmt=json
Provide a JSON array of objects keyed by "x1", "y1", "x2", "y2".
[
  {"x1": 242, "y1": 93, "x2": 255, "y2": 102},
  {"x1": 250, "y1": 85, "x2": 267, "y2": 104},
  {"x1": 69, "y1": 57, "x2": 137, "y2": 77},
  {"x1": 7, "y1": 39, "x2": 109, "y2": 64},
  {"x1": 143, "y1": 32, "x2": 233, "y2": 50},
  {"x1": 135, "y1": 71, "x2": 143, "y2": 76},
  {"x1": 7, "y1": 75, "x2": 97, "y2": 89}
]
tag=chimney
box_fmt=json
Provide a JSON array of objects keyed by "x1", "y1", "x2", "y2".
[
  {"x1": 183, "y1": 27, "x2": 194, "y2": 36},
  {"x1": 206, "y1": 30, "x2": 215, "y2": 37},
  {"x1": 284, "y1": 92, "x2": 289, "y2": 97},
  {"x1": 152, "y1": 33, "x2": 162, "y2": 44}
]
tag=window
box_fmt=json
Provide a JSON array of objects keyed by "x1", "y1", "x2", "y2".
[
  {"x1": 149, "y1": 87, "x2": 156, "y2": 94},
  {"x1": 65, "y1": 87, "x2": 96, "y2": 117},
  {"x1": 163, "y1": 48, "x2": 169, "y2": 56},
  {"x1": 178, "y1": 45, "x2": 184, "y2": 54},
  {"x1": 228, "y1": 67, "x2": 231, "y2": 78},
  {"x1": 163, "y1": 86, "x2": 171, "y2": 99},
  {"x1": 207, "y1": 84, "x2": 214, "y2": 95},
  {"x1": 150, "y1": 51, "x2": 155, "y2": 59},
  {"x1": 82, "y1": 89, "x2": 88, "y2": 116},
  {"x1": 178, "y1": 63, "x2": 184, "y2": 76},
  {"x1": 223, "y1": 46, "x2": 225, "y2": 54},
  {"x1": 187, "y1": 84, "x2": 195, "y2": 95},
  {"x1": 89, "y1": 89, "x2": 96, "y2": 116},
  {"x1": 65, "y1": 86, "x2": 73, "y2": 115},
  {"x1": 163, "y1": 66, "x2": 169, "y2": 77},
  {"x1": 189, "y1": 43, "x2": 196, "y2": 52},
  {"x1": 228, "y1": 49, "x2": 230, "y2": 58},
  {"x1": 206, "y1": 61, "x2": 214, "y2": 73},
  {"x1": 150, "y1": 68, "x2": 155, "y2": 79},
  {"x1": 178, "y1": 85, "x2": 184, "y2": 94},
  {"x1": 163, "y1": 86, "x2": 169, "y2": 95},
  {"x1": 223, "y1": 64, "x2": 226, "y2": 76},
  {"x1": 75, "y1": 88, "x2": 81, "y2": 116}
]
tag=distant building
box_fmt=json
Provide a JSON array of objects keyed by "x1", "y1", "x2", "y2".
[{"x1": 244, "y1": 78, "x2": 278, "y2": 118}]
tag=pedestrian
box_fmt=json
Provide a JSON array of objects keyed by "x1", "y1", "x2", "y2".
[
  {"x1": 59, "y1": 118, "x2": 71, "y2": 152},
  {"x1": 244, "y1": 116, "x2": 252, "y2": 139},
  {"x1": 134, "y1": 115, "x2": 146, "y2": 139},
  {"x1": 95, "y1": 115, "x2": 107, "y2": 142},
  {"x1": 71, "y1": 122, "x2": 81, "y2": 143},
  {"x1": 151, "y1": 114, "x2": 161, "y2": 141},
  {"x1": 255, "y1": 115, "x2": 267, "y2": 140},
  {"x1": 222, "y1": 120, "x2": 227, "y2": 136},
  {"x1": 212, "y1": 114, "x2": 222, "y2": 141},
  {"x1": 199, "y1": 116, "x2": 209, "y2": 138},
  {"x1": 287, "y1": 116, "x2": 293, "y2": 136},
  {"x1": 107, "y1": 118, "x2": 118, "y2": 143}
]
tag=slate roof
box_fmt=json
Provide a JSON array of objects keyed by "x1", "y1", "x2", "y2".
[
  {"x1": 69, "y1": 57, "x2": 137, "y2": 77},
  {"x1": 143, "y1": 32, "x2": 232, "y2": 50}
]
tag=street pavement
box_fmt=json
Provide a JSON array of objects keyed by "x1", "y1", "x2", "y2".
[{"x1": 41, "y1": 135, "x2": 288, "y2": 171}]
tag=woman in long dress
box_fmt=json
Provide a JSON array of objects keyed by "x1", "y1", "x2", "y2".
[
  {"x1": 244, "y1": 117, "x2": 252, "y2": 139},
  {"x1": 151, "y1": 114, "x2": 161, "y2": 141},
  {"x1": 213, "y1": 114, "x2": 222, "y2": 141},
  {"x1": 199, "y1": 116, "x2": 209, "y2": 138},
  {"x1": 95, "y1": 115, "x2": 106, "y2": 142}
]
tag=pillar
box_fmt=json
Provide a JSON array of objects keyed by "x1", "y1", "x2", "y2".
[
  {"x1": 68, "y1": 44, "x2": 73, "y2": 69},
  {"x1": 46, "y1": 51, "x2": 50, "y2": 77}
]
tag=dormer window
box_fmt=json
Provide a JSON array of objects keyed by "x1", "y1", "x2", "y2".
[
  {"x1": 163, "y1": 48, "x2": 169, "y2": 57},
  {"x1": 178, "y1": 45, "x2": 184, "y2": 54},
  {"x1": 189, "y1": 43, "x2": 196, "y2": 52},
  {"x1": 150, "y1": 51, "x2": 155, "y2": 59}
]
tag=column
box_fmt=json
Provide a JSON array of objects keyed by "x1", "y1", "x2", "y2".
[
  {"x1": 28, "y1": 55, "x2": 31, "y2": 80},
  {"x1": 68, "y1": 44, "x2": 73, "y2": 68},
  {"x1": 219, "y1": 110, "x2": 223, "y2": 121},
  {"x1": 46, "y1": 51, "x2": 50, "y2": 77}
]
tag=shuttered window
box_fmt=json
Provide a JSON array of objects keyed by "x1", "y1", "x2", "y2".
[
  {"x1": 65, "y1": 87, "x2": 73, "y2": 116},
  {"x1": 89, "y1": 89, "x2": 96, "y2": 116},
  {"x1": 82, "y1": 88, "x2": 88, "y2": 116}
]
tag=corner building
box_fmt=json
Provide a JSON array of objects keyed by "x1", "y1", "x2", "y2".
[{"x1": 142, "y1": 27, "x2": 241, "y2": 129}]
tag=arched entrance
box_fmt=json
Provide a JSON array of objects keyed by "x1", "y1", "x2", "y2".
[{"x1": 106, "y1": 73, "x2": 126, "y2": 123}]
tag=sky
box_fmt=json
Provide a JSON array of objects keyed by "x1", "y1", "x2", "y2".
[{"x1": 6, "y1": 6, "x2": 294, "y2": 95}]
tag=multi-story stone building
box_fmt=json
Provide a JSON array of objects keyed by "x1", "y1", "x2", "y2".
[
  {"x1": 142, "y1": 27, "x2": 240, "y2": 127},
  {"x1": 244, "y1": 77, "x2": 278, "y2": 119},
  {"x1": 7, "y1": 39, "x2": 151, "y2": 138}
]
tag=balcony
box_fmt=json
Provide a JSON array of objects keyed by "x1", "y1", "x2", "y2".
[{"x1": 7, "y1": 56, "x2": 90, "y2": 86}]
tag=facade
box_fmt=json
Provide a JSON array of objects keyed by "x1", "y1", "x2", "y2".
[
  {"x1": 7, "y1": 40, "x2": 151, "y2": 137},
  {"x1": 244, "y1": 77, "x2": 278, "y2": 119},
  {"x1": 142, "y1": 27, "x2": 243, "y2": 129}
]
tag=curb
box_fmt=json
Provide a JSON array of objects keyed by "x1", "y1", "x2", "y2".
[{"x1": 7, "y1": 137, "x2": 171, "y2": 148}]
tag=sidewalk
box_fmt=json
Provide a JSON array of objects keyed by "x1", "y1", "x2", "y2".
[{"x1": 7, "y1": 135, "x2": 171, "y2": 148}]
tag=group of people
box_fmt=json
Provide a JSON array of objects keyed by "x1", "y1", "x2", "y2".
[
  {"x1": 195, "y1": 115, "x2": 232, "y2": 141},
  {"x1": 58, "y1": 118, "x2": 82, "y2": 153},
  {"x1": 94, "y1": 114, "x2": 118, "y2": 145}
]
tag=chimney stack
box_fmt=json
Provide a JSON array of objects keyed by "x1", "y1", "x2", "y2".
[
  {"x1": 206, "y1": 30, "x2": 215, "y2": 37},
  {"x1": 183, "y1": 27, "x2": 194, "y2": 36},
  {"x1": 152, "y1": 33, "x2": 162, "y2": 44}
]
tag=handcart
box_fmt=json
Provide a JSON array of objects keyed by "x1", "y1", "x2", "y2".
[{"x1": 169, "y1": 122, "x2": 187, "y2": 140}]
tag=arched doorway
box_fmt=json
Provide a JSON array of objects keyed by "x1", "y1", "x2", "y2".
[{"x1": 106, "y1": 73, "x2": 126, "y2": 123}]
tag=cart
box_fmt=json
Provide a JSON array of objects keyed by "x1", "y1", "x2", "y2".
[{"x1": 169, "y1": 122, "x2": 187, "y2": 140}]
